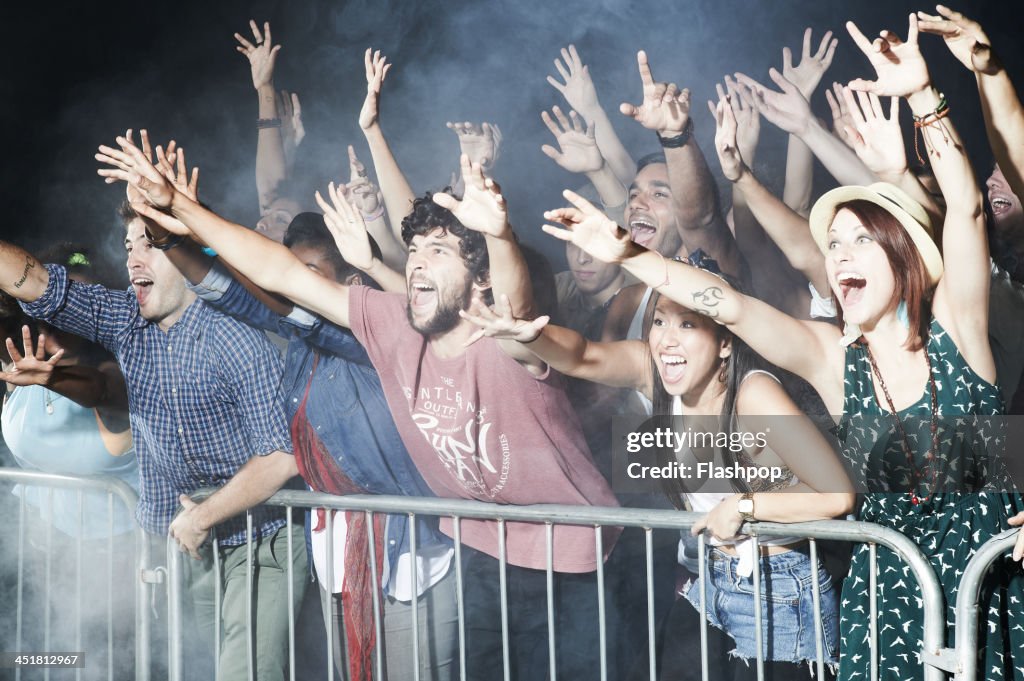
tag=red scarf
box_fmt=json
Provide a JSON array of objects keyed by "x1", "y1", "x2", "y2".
[{"x1": 291, "y1": 354, "x2": 384, "y2": 681}]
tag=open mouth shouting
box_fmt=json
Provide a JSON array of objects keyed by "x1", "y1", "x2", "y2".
[
  {"x1": 132, "y1": 275, "x2": 154, "y2": 306},
  {"x1": 409, "y1": 277, "x2": 437, "y2": 313},
  {"x1": 629, "y1": 214, "x2": 658, "y2": 247},
  {"x1": 989, "y1": 192, "x2": 1014, "y2": 216},
  {"x1": 659, "y1": 353, "x2": 687, "y2": 384},
  {"x1": 836, "y1": 271, "x2": 867, "y2": 308}
]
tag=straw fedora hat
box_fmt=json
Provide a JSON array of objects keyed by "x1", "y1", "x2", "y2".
[{"x1": 808, "y1": 182, "x2": 943, "y2": 286}]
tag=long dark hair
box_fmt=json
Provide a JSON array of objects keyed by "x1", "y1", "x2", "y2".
[{"x1": 642, "y1": 288, "x2": 762, "y2": 507}]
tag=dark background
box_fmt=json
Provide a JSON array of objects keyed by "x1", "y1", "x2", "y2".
[{"x1": 2, "y1": 0, "x2": 1021, "y2": 280}]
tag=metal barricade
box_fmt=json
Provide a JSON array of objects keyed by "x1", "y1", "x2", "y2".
[
  {"x1": 0, "y1": 468, "x2": 153, "y2": 681},
  {"x1": 168, "y1": 489, "x2": 950, "y2": 681},
  {"x1": 947, "y1": 527, "x2": 1021, "y2": 681}
]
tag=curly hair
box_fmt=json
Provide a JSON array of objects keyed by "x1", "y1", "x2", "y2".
[{"x1": 400, "y1": 192, "x2": 490, "y2": 288}]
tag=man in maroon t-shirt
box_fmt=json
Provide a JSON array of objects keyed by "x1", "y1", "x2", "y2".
[{"x1": 113, "y1": 142, "x2": 620, "y2": 681}]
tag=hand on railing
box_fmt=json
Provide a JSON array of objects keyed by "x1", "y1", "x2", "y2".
[{"x1": 169, "y1": 494, "x2": 208, "y2": 560}]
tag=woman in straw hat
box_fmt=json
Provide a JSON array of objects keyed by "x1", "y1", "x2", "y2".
[{"x1": 537, "y1": 14, "x2": 1024, "y2": 681}]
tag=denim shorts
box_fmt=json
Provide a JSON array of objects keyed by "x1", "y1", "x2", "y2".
[{"x1": 683, "y1": 545, "x2": 839, "y2": 664}]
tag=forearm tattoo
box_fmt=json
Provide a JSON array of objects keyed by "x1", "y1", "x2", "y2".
[
  {"x1": 691, "y1": 286, "x2": 724, "y2": 318},
  {"x1": 13, "y1": 257, "x2": 35, "y2": 289}
]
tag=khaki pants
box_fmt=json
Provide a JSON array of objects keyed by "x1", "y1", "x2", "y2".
[{"x1": 181, "y1": 523, "x2": 308, "y2": 681}]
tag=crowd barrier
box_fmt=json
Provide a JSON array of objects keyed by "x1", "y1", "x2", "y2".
[
  {"x1": 173, "y1": 489, "x2": 947, "y2": 681},
  {"x1": 0, "y1": 468, "x2": 154, "y2": 681},
  {"x1": 2, "y1": 467, "x2": 1018, "y2": 681}
]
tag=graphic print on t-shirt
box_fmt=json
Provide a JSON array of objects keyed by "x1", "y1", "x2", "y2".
[{"x1": 404, "y1": 375, "x2": 511, "y2": 498}]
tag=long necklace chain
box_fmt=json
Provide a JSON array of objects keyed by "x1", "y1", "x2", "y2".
[{"x1": 864, "y1": 341, "x2": 940, "y2": 505}]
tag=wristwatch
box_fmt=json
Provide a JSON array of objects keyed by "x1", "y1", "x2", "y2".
[{"x1": 737, "y1": 492, "x2": 756, "y2": 523}]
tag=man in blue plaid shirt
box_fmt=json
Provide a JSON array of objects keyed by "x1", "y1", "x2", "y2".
[{"x1": 0, "y1": 211, "x2": 307, "y2": 681}]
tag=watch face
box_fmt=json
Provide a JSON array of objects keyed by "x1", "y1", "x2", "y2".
[{"x1": 738, "y1": 500, "x2": 754, "y2": 514}]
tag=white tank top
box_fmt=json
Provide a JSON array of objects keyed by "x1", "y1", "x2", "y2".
[{"x1": 673, "y1": 370, "x2": 802, "y2": 576}]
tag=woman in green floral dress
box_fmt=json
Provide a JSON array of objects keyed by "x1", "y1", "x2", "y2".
[{"x1": 534, "y1": 13, "x2": 1024, "y2": 681}]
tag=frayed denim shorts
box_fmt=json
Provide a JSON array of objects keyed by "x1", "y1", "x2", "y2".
[{"x1": 683, "y1": 544, "x2": 839, "y2": 664}]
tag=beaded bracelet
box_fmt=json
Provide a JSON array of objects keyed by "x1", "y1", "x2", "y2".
[{"x1": 911, "y1": 94, "x2": 950, "y2": 165}]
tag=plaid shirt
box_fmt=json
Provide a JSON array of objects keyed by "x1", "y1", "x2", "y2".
[{"x1": 21, "y1": 264, "x2": 291, "y2": 545}]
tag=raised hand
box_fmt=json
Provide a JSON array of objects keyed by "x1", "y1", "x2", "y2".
[
  {"x1": 540, "y1": 106, "x2": 603, "y2": 174},
  {"x1": 97, "y1": 129, "x2": 176, "y2": 210},
  {"x1": 359, "y1": 48, "x2": 392, "y2": 131},
  {"x1": 0, "y1": 325, "x2": 64, "y2": 387},
  {"x1": 547, "y1": 45, "x2": 600, "y2": 117},
  {"x1": 155, "y1": 143, "x2": 200, "y2": 201},
  {"x1": 841, "y1": 88, "x2": 907, "y2": 177},
  {"x1": 619, "y1": 50, "x2": 691, "y2": 136},
  {"x1": 708, "y1": 96, "x2": 744, "y2": 183},
  {"x1": 344, "y1": 145, "x2": 384, "y2": 218},
  {"x1": 721, "y1": 76, "x2": 760, "y2": 164},
  {"x1": 782, "y1": 28, "x2": 838, "y2": 99},
  {"x1": 432, "y1": 155, "x2": 509, "y2": 238},
  {"x1": 825, "y1": 82, "x2": 857, "y2": 148},
  {"x1": 917, "y1": 5, "x2": 999, "y2": 75},
  {"x1": 315, "y1": 181, "x2": 375, "y2": 271},
  {"x1": 234, "y1": 20, "x2": 281, "y2": 90},
  {"x1": 278, "y1": 90, "x2": 305, "y2": 162},
  {"x1": 459, "y1": 295, "x2": 550, "y2": 347},
  {"x1": 734, "y1": 69, "x2": 813, "y2": 136},
  {"x1": 446, "y1": 121, "x2": 502, "y2": 171},
  {"x1": 846, "y1": 15, "x2": 931, "y2": 97},
  {"x1": 542, "y1": 190, "x2": 636, "y2": 264}
]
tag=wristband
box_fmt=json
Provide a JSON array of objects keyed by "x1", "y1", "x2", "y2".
[
  {"x1": 257, "y1": 118, "x2": 282, "y2": 129},
  {"x1": 911, "y1": 93, "x2": 950, "y2": 165},
  {"x1": 361, "y1": 206, "x2": 385, "y2": 222},
  {"x1": 144, "y1": 224, "x2": 184, "y2": 251},
  {"x1": 657, "y1": 119, "x2": 694, "y2": 148}
]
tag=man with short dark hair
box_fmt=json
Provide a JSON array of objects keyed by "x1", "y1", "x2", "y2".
[{"x1": 0, "y1": 199, "x2": 307, "y2": 681}]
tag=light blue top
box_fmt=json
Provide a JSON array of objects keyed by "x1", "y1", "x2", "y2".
[{"x1": 2, "y1": 384, "x2": 139, "y2": 538}]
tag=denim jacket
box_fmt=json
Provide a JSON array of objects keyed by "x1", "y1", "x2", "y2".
[{"x1": 189, "y1": 265, "x2": 450, "y2": 591}]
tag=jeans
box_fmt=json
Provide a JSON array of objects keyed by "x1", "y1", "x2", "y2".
[
  {"x1": 181, "y1": 523, "x2": 309, "y2": 681},
  {"x1": 683, "y1": 545, "x2": 839, "y2": 664},
  {"x1": 319, "y1": 566, "x2": 458, "y2": 680},
  {"x1": 460, "y1": 544, "x2": 605, "y2": 681}
]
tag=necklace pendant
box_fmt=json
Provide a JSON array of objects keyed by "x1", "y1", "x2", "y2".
[{"x1": 45, "y1": 403, "x2": 54, "y2": 415}]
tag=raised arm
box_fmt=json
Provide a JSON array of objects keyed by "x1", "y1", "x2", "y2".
[
  {"x1": 736, "y1": 69, "x2": 876, "y2": 186},
  {"x1": 781, "y1": 28, "x2": 839, "y2": 216},
  {"x1": 549, "y1": 45, "x2": 635, "y2": 186},
  {"x1": 542, "y1": 190, "x2": 846, "y2": 412},
  {"x1": 314, "y1": 181, "x2": 406, "y2": 294},
  {"x1": 839, "y1": 87, "x2": 943, "y2": 225},
  {"x1": 710, "y1": 96, "x2": 829, "y2": 296},
  {"x1": 234, "y1": 20, "x2": 287, "y2": 215},
  {"x1": 345, "y1": 145, "x2": 406, "y2": 270},
  {"x1": 0, "y1": 241, "x2": 48, "y2": 303},
  {"x1": 359, "y1": 48, "x2": 416, "y2": 243},
  {"x1": 540, "y1": 105, "x2": 626, "y2": 209},
  {"x1": 620, "y1": 50, "x2": 742, "y2": 276},
  {"x1": 432, "y1": 155, "x2": 534, "y2": 319},
  {"x1": 97, "y1": 133, "x2": 352, "y2": 329},
  {"x1": 848, "y1": 14, "x2": 993, "y2": 379},
  {"x1": 918, "y1": 5, "x2": 1024, "y2": 198}
]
